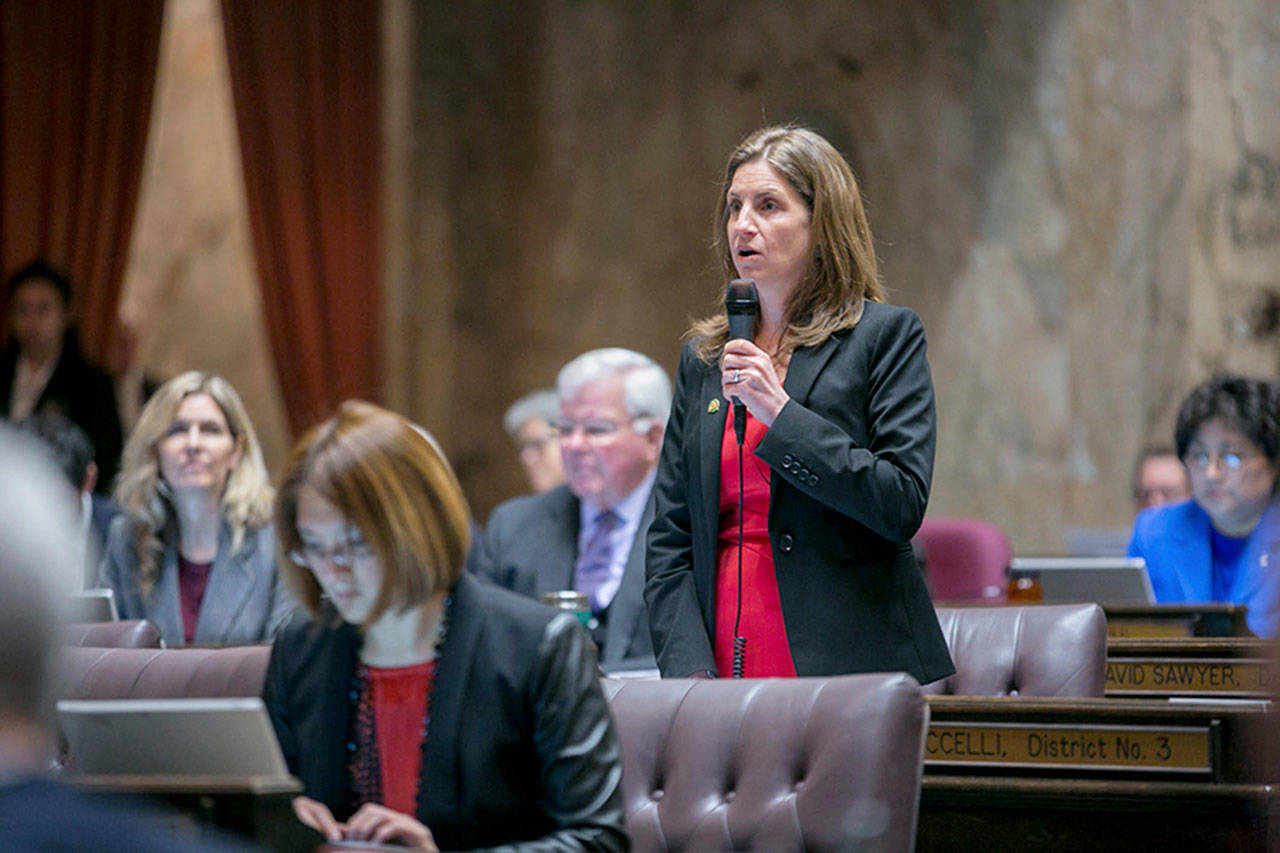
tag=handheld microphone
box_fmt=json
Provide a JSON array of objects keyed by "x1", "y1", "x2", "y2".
[
  {"x1": 724, "y1": 279, "x2": 758, "y2": 447},
  {"x1": 723, "y1": 279, "x2": 758, "y2": 678}
]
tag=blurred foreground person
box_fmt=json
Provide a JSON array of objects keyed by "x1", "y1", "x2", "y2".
[
  {"x1": 1129, "y1": 375, "x2": 1280, "y2": 637},
  {"x1": 101, "y1": 371, "x2": 294, "y2": 645},
  {"x1": 267, "y1": 401, "x2": 626, "y2": 851},
  {"x1": 0, "y1": 426, "x2": 250, "y2": 851}
]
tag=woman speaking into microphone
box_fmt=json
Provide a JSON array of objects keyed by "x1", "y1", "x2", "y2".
[{"x1": 645, "y1": 125, "x2": 954, "y2": 681}]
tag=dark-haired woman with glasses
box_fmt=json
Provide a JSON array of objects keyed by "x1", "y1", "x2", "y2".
[
  {"x1": 1128, "y1": 375, "x2": 1280, "y2": 637},
  {"x1": 265, "y1": 401, "x2": 625, "y2": 851}
]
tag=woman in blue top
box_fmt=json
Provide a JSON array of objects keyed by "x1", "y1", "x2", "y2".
[{"x1": 1128, "y1": 375, "x2": 1280, "y2": 636}]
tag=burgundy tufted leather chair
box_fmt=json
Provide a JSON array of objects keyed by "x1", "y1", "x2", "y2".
[
  {"x1": 914, "y1": 516, "x2": 1012, "y2": 602},
  {"x1": 927, "y1": 603, "x2": 1107, "y2": 697},
  {"x1": 62, "y1": 619, "x2": 164, "y2": 649},
  {"x1": 602, "y1": 673, "x2": 928, "y2": 853},
  {"x1": 54, "y1": 644, "x2": 271, "y2": 700}
]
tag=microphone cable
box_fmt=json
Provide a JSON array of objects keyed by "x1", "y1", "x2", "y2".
[{"x1": 731, "y1": 404, "x2": 747, "y2": 678}]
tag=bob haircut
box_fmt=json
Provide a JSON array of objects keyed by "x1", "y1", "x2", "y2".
[
  {"x1": 691, "y1": 124, "x2": 884, "y2": 364},
  {"x1": 1174, "y1": 374, "x2": 1280, "y2": 467},
  {"x1": 276, "y1": 400, "x2": 472, "y2": 623},
  {"x1": 114, "y1": 371, "x2": 273, "y2": 594}
]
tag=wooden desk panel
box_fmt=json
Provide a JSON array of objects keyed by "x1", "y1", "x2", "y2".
[
  {"x1": 1104, "y1": 604, "x2": 1249, "y2": 638},
  {"x1": 925, "y1": 696, "x2": 1274, "y2": 782},
  {"x1": 918, "y1": 777, "x2": 1277, "y2": 853},
  {"x1": 1106, "y1": 638, "x2": 1277, "y2": 698},
  {"x1": 72, "y1": 774, "x2": 312, "y2": 852}
]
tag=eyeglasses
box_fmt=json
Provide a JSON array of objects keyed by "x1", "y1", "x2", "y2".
[
  {"x1": 548, "y1": 417, "x2": 644, "y2": 442},
  {"x1": 1183, "y1": 449, "x2": 1256, "y2": 472},
  {"x1": 516, "y1": 433, "x2": 559, "y2": 454},
  {"x1": 288, "y1": 537, "x2": 376, "y2": 569}
]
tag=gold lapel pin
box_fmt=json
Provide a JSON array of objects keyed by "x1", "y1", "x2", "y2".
[{"x1": 708, "y1": 399, "x2": 720, "y2": 414}]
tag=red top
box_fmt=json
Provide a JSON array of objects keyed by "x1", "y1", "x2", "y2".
[
  {"x1": 367, "y1": 660, "x2": 436, "y2": 816},
  {"x1": 715, "y1": 409, "x2": 796, "y2": 678},
  {"x1": 177, "y1": 556, "x2": 212, "y2": 643}
]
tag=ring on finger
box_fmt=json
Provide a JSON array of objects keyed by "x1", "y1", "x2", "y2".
[{"x1": 732, "y1": 368, "x2": 741, "y2": 384}]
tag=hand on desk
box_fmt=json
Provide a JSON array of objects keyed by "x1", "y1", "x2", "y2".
[{"x1": 293, "y1": 796, "x2": 439, "y2": 852}]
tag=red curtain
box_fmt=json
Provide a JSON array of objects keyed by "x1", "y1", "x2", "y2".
[
  {"x1": 220, "y1": 0, "x2": 383, "y2": 435},
  {"x1": 0, "y1": 0, "x2": 165, "y2": 360}
]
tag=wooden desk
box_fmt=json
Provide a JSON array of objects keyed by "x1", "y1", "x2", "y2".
[
  {"x1": 918, "y1": 777, "x2": 1277, "y2": 852},
  {"x1": 925, "y1": 696, "x2": 1273, "y2": 781},
  {"x1": 919, "y1": 696, "x2": 1278, "y2": 849},
  {"x1": 1104, "y1": 603, "x2": 1250, "y2": 638},
  {"x1": 1107, "y1": 637, "x2": 1277, "y2": 699},
  {"x1": 73, "y1": 774, "x2": 312, "y2": 851}
]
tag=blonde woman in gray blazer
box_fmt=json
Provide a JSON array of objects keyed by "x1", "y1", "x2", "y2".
[{"x1": 99, "y1": 371, "x2": 294, "y2": 646}]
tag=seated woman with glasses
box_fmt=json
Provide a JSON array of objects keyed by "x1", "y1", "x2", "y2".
[
  {"x1": 101, "y1": 371, "x2": 294, "y2": 645},
  {"x1": 1128, "y1": 375, "x2": 1280, "y2": 637},
  {"x1": 265, "y1": 400, "x2": 626, "y2": 851}
]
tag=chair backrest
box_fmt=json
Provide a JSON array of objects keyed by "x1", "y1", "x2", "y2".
[
  {"x1": 603, "y1": 673, "x2": 928, "y2": 853},
  {"x1": 915, "y1": 516, "x2": 1012, "y2": 602},
  {"x1": 62, "y1": 619, "x2": 164, "y2": 649},
  {"x1": 54, "y1": 645, "x2": 272, "y2": 700},
  {"x1": 927, "y1": 603, "x2": 1107, "y2": 697}
]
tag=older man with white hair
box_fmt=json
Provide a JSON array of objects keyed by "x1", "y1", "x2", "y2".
[{"x1": 474, "y1": 348, "x2": 670, "y2": 671}]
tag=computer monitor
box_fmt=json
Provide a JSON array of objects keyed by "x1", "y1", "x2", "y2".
[
  {"x1": 58, "y1": 697, "x2": 291, "y2": 778},
  {"x1": 67, "y1": 588, "x2": 119, "y2": 623},
  {"x1": 1010, "y1": 556, "x2": 1155, "y2": 605}
]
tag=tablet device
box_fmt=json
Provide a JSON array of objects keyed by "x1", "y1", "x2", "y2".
[
  {"x1": 57, "y1": 697, "x2": 291, "y2": 778},
  {"x1": 1010, "y1": 557, "x2": 1155, "y2": 605},
  {"x1": 67, "y1": 588, "x2": 119, "y2": 623}
]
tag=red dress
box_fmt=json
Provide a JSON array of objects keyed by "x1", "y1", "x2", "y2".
[
  {"x1": 714, "y1": 409, "x2": 797, "y2": 678},
  {"x1": 357, "y1": 660, "x2": 436, "y2": 816}
]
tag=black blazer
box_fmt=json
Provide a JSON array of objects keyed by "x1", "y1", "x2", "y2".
[
  {"x1": 263, "y1": 572, "x2": 627, "y2": 852},
  {"x1": 472, "y1": 484, "x2": 655, "y2": 669},
  {"x1": 0, "y1": 337, "x2": 123, "y2": 492},
  {"x1": 645, "y1": 301, "x2": 954, "y2": 682}
]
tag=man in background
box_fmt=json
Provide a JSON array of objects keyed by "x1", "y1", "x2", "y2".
[
  {"x1": 502, "y1": 387, "x2": 565, "y2": 494},
  {"x1": 16, "y1": 410, "x2": 120, "y2": 588},
  {"x1": 1133, "y1": 445, "x2": 1193, "y2": 511},
  {"x1": 473, "y1": 348, "x2": 670, "y2": 671}
]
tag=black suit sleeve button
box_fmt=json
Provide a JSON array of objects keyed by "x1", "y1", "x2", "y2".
[
  {"x1": 783, "y1": 454, "x2": 793, "y2": 466},
  {"x1": 778, "y1": 533, "x2": 794, "y2": 553},
  {"x1": 808, "y1": 475, "x2": 819, "y2": 486}
]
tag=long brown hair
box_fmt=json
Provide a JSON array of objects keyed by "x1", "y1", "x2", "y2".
[
  {"x1": 276, "y1": 401, "x2": 472, "y2": 623},
  {"x1": 690, "y1": 125, "x2": 883, "y2": 364}
]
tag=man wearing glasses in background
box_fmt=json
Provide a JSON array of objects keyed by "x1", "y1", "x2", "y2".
[{"x1": 472, "y1": 348, "x2": 669, "y2": 672}]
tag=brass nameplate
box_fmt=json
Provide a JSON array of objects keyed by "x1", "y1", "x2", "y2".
[
  {"x1": 925, "y1": 722, "x2": 1211, "y2": 773},
  {"x1": 1106, "y1": 658, "x2": 1273, "y2": 696},
  {"x1": 1108, "y1": 620, "x2": 1194, "y2": 639}
]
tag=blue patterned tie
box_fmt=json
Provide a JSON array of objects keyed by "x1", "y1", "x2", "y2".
[{"x1": 575, "y1": 509, "x2": 621, "y2": 613}]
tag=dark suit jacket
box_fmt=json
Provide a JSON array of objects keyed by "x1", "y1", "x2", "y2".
[
  {"x1": 263, "y1": 573, "x2": 627, "y2": 852},
  {"x1": 473, "y1": 484, "x2": 655, "y2": 669},
  {"x1": 0, "y1": 337, "x2": 123, "y2": 493},
  {"x1": 0, "y1": 776, "x2": 253, "y2": 852},
  {"x1": 646, "y1": 301, "x2": 954, "y2": 682}
]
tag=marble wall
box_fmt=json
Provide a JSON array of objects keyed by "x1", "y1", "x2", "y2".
[
  {"x1": 392, "y1": 0, "x2": 1279, "y2": 548},
  {"x1": 128, "y1": 0, "x2": 1278, "y2": 550}
]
